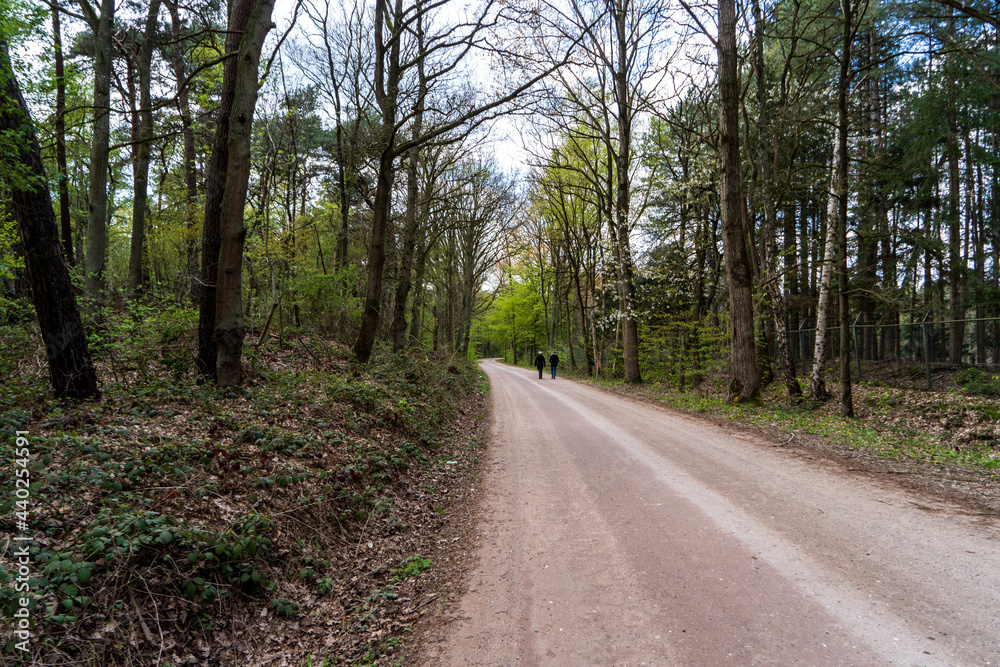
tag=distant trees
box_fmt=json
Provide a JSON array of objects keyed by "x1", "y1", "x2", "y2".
[{"x1": 7, "y1": 0, "x2": 1000, "y2": 397}]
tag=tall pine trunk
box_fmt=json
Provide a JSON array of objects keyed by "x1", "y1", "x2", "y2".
[{"x1": 835, "y1": 0, "x2": 853, "y2": 417}]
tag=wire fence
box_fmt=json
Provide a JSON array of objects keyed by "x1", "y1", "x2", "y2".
[{"x1": 775, "y1": 315, "x2": 1000, "y2": 388}]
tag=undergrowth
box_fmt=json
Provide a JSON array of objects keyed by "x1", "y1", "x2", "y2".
[{"x1": 0, "y1": 320, "x2": 485, "y2": 666}]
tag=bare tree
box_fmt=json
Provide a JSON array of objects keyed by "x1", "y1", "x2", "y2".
[
  {"x1": 539, "y1": 0, "x2": 677, "y2": 383},
  {"x1": 454, "y1": 159, "x2": 518, "y2": 356},
  {"x1": 351, "y1": 0, "x2": 585, "y2": 362}
]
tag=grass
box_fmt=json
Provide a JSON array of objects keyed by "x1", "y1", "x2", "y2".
[{"x1": 667, "y1": 381, "x2": 1000, "y2": 469}]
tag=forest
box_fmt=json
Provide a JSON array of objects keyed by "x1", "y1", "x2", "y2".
[
  {"x1": 2, "y1": 0, "x2": 1000, "y2": 661},
  {"x1": 1, "y1": 0, "x2": 997, "y2": 414}
]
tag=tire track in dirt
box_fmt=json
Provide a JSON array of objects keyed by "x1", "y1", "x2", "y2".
[{"x1": 418, "y1": 361, "x2": 1000, "y2": 666}]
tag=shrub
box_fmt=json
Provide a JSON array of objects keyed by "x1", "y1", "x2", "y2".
[{"x1": 955, "y1": 368, "x2": 1000, "y2": 398}]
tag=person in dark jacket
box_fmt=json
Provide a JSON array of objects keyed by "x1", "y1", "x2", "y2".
[
  {"x1": 534, "y1": 351, "x2": 545, "y2": 379},
  {"x1": 549, "y1": 352, "x2": 559, "y2": 378}
]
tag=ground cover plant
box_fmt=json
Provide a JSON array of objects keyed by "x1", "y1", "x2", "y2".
[{"x1": 0, "y1": 316, "x2": 489, "y2": 666}]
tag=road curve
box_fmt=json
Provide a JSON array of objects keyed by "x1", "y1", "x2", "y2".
[{"x1": 423, "y1": 360, "x2": 1000, "y2": 666}]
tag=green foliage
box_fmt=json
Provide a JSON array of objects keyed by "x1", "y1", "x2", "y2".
[
  {"x1": 270, "y1": 597, "x2": 302, "y2": 618},
  {"x1": 87, "y1": 301, "x2": 197, "y2": 383},
  {"x1": 638, "y1": 315, "x2": 729, "y2": 388},
  {"x1": 954, "y1": 368, "x2": 1000, "y2": 399},
  {"x1": 389, "y1": 555, "x2": 433, "y2": 583},
  {"x1": 290, "y1": 266, "x2": 362, "y2": 338}
]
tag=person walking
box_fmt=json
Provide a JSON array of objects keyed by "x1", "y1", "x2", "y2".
[
  {"x1": 549, "y1": 352, "x2": 559, "y2": 379},
  {"x1": 534, "y1": 351, "x2": 545, "y2": 379}
]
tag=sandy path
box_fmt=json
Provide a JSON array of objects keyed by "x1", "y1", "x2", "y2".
[{"x1": 420, "y1": 360, "x2": 1000, "y2": 666}]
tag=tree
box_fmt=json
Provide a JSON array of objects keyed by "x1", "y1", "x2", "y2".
[
  {"x1": 126, "y1": 0, "x2": 164, "y2": 295},
  {"x1": 352, "y1": 0, "x2": 582, "y2": 363},
  {"x1": 51, "y1": 1, "x2": 73, "y2": 265},
  {"x1": 196, "y1": 0, "x2": 276, "y2": 384},
  {"x1": 0, "y1": 39, "x2": 99, "y2": 399},
  {"x1": 214, "y1": 0, "x2": 277, "y2": 386},
  {"x1": 78, "y1": 0, "x2": 115, "y2": 303},
  {"x1": 718, "y1": 0, "x2": 759, "y2": 401},
  {"x1": 751, "y1": 0, "x2": 802, "y2": 403}
]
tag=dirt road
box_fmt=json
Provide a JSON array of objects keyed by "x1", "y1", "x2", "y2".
[{"x1": 421, "y1": 360, "x2": 1000, "y2": 666}]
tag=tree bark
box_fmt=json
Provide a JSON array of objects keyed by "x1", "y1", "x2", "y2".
[
  {"x1": 82, "y1": 0, "x2": 115, "y2": 302},
  {"x1": 214, "y1": 0, "x2": 276, "y2": 386},
  {"x1": 719, "y1": 0, "x2": 759, "y2": 401},
  {"x1": 52, "y1": 3, "x2": 73, "y2": 266},
  {"x1": 353, "y1": 0, "x2": 403, "y2": 363},
  {"x1": 127, "y1": 0, "x2": 163, "y2": 295},
  {"x1": 389, "y1": 13, "x2": 427, "y2": 352},
  {"x1": 836, "y1": 0, "x2": 853, "y2": 417},
  {"x1": 811, "y1": 134, "x2": 840, "y2": 401},
  {"x1": 1, "y1": 40, "x2": 99, "y2": 399},
  {"x1": 197, "y1": 0, "x2": 251, "y2": 380},
  {"x1": 167, "y1": 0, "x2": 201, "y2": 280},
  {"x1": 613, "y1": 2, "x2": 642, "y2": 384},
  {"x1": 752, "y1": 0, "x2": 801, "y2": 403}
]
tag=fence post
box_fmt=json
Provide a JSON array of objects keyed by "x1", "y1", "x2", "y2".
[{"x1": 921, "y1": 311, "x2": 932, "y2": 390}]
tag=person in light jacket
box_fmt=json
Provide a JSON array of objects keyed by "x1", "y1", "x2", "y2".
[{"x1": 534, "y1": 351, "x2": 545, "y2": 379}]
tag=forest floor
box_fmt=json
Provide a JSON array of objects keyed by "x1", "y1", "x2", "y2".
[{"x1": 0, "y1": 328, "x2": 490, "y2": 667}]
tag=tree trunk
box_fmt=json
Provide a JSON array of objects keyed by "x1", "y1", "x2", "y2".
[
  {"x1": 719, "y1": 0, "x2": 759, "y2": 401},
  {"x1": 167, "y1": 0, "x2": 201, "y2": 280},
  {"x1": 128, "y1": 0, "x2": 163, "y2": 296},
  {"x1": 614, "y1": 3, "x2": 642, "y2": 384},
  {"x1": 836, "y1": 0, "x2": 853, "y2": 417},
  {"x1": 753, "y1": 0, "x2": 801, "y2": 403},
  {"x1": 215, "y1": 0, "x2": 276, "y2": 386},
  {"x1": 947, "y1": 112, "x2": 964, "y2": 364},
  {"x1": 52, "y1": 4, "x2": 73, "y2": 266},
  {"x1": 408, "y1": 236, "x2": 429, "y2": 344},
  {"x1": 811, "y1": 134, "x2": 840, "y2": 401},
  {"x1": 83, "y1": 0, "x2": 115, "y2": 302},
  {"x1": 353, "y1": 0, "x2": 404, "y2": 363},
  {"x1": 389, "y1": 16, "x2": 426, "y2": 352},
  {"x1": 1, "y1": 40, "x2": 99, "y2": 399},
  {"x1": 197, "y1": 0, "x2": 247, "y2": 380}
]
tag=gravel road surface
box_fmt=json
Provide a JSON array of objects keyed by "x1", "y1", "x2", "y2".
[{"x1": 422, "y1": 360, "x2": 1000, "y2": 666}]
